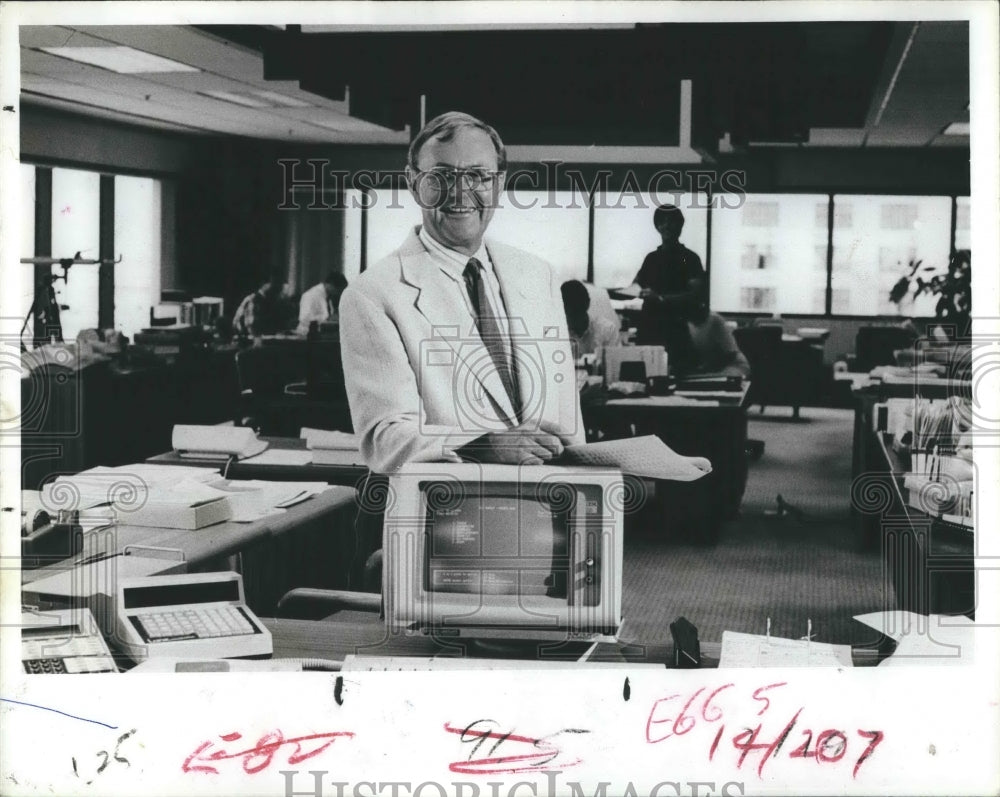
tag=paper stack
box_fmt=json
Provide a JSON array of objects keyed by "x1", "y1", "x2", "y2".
[{"x1": 41, "y1": 465, "x2": 231, "y2": 530}]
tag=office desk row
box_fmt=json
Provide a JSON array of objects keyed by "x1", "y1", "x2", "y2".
[
  {"x1": 23, "y1": 487, "x2": 359, "y2": 616},
  {"x1": 147, "y1": 381, "x2": 752, "y2": 545}
]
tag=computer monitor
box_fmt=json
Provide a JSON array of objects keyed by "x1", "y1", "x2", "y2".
[{"x1": 383, "y1": 463, "x2": 624, "y2": 645}]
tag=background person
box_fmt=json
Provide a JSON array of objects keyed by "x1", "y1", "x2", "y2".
[
  {"x1": 684, "y1": 301, "x2": 751, "y2": 378},
  {"x1": 630, "y1": 204, "x2": 706, "y2": 373},
  {"x1": 297, "y1": 271, "x2": 348, "y2": 335},
  {"x1": 561, "y1": 279, "x2": 620, "y2": 368},
  {"x1": 232, "y1": 276, "x2": 289, "y2": 340}
]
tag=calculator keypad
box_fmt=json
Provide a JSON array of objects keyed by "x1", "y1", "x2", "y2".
[{"x1": 136, "y1": 605, "x2": 254, "y2": 642}]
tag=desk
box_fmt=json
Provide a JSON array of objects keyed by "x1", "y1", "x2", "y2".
[
  {"x1": 23, "y1": 487, "x2": 359, "y2": 615},
  {"x1": 262, "y1": 617, "x2": 884, "y2": 667},
  {"x1": 591, "y1": 383, "x2": 750, "y2": 543},
  {"x1": 875, "y1": 434, "x2": 974, "y2": 618},
  {"x1": 850, "y1": 378, "x2": 968, "y2": 549},
  {"x1": 147, "y1": 436, "x2": 369, "y2": 487}
]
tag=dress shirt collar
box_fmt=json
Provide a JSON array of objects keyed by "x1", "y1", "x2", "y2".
[{"x1": 418, "y1": 226, "x2": 490, "y2": 279}]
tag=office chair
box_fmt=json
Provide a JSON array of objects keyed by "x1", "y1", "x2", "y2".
[
  {"x1": 276, "y1": 552, "x2": 382, "y2": 620},
  {"x1": 854, "y1": 326, "x2": 918, "y2": 373},
  {"x1": 234, "y1": 345, "x2": 310, "y2": 433}
]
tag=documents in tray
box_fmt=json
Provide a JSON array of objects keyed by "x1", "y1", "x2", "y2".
[
  {"x1": 718, "y1": 630, "x2": 853, "y2": 668},
  {"x1": 561, "y1": 435, "x2": 711, "y2": 482}
]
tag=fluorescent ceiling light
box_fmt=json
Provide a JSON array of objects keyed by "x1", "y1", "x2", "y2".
[
  {"x1": 251, "y1": 90, "x2": 311, "y2": 108},
  {"x1": 943, "y1": 122, "x2": 970, "y2": 135},
  {"x1": 39, "y1": 45, "x2": 199, "y2": 74},
  {"x1": 199, "y1": 90, "x2": 271, "y2": 108}
]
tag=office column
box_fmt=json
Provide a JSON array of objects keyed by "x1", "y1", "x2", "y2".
[
  {"x1": 33, "y1": 167, "x2": 52, "y2": 345},
  {"x1": 98, "y1": 175, "x2": 115, "y2": 330}
]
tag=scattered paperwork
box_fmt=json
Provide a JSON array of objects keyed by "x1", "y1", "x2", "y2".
[
  {"x1": 561, "y1": 435, "x2": 711, "y2": 482},
  {"x1": 719, "y1": 630, "x2": 854, "y2": 668},
  {"x1": 40, "y1": 466, "x2": 329, "y2": 525},
  {"x1": 853, "y1": 611, "x2": 976, "y2": 666},
  {"x1": 41, "y1": 465, "x2": 220, "y2": 511}
]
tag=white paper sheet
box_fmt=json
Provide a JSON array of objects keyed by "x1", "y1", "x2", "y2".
[
  {"x1": 562, "y1": 435, "x2": 711, "y2": 481},
  {"x1": 719, "y1": 630, "x2": 854, "y2": 668},
  {"x1": 853, "y1": 611, "x2": 976, "y2": 666}
]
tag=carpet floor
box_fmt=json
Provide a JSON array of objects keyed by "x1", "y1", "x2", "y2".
[{"x1": 620, "y1": 407, "x2": 892, "y2": 648}]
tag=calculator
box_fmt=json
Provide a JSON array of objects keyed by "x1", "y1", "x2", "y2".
[{"x1": 115, "y1": 571, "x2": 272, "y2": 662}]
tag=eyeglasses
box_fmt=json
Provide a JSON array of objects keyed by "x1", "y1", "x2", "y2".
[{"x1": 411, "y1": 167, "x2": 503, "y2": 193}]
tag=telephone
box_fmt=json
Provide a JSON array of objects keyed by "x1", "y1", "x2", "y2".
[
  {"x1": 21, "y1": 508, "x2": 83, "y2": 571},
  {"x1": 21, "y1": 608, "x2": 118, "y2": 674}
]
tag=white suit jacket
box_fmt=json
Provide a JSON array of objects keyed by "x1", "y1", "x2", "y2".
[{"x1": 340, "y1": 228, "x2": 584, "y2": 473}]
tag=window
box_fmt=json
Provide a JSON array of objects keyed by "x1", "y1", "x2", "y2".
[
  {"x1": 19, "y1": 164, "x2": 36, "y2": 326},
  {"x1": 592, "y1": 191, "x2": 708, "y2": 289},
  {"x1": 954, "y1": 196, "x2": 970, "y2": 251},
  {"x1": 710, "y1": 193, "x2": 828, "y2": 314},
  {"x1": 830, "y1": 195, "x2": 951, "y2": 316},
  {"x1": 342, "y1": 189, "x2": 363, "y2": 282},
  {"x1": 114, "y1": 175, "x2": 163, "y2": 339},
  {"x1": 486, "y1": 191, "x2": 589, "y2": 284},
  {"x1": 365, "y1": 188, "x2": 589, "y2": 284},
  {"x1": 51, "y1": 167, "x2": 101, "y2": 340},
  {"x1": 365, "y1": 186, "x2": 420, "y2": 267}
]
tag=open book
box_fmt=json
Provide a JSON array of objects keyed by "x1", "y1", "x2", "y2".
[{"x1": 172, "y1": 425, "x2": 268, "y2": 460}]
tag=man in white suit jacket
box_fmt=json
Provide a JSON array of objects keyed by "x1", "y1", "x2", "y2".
[{"x1": 340, "y1": 112, "x2": 583, "y2": 473}]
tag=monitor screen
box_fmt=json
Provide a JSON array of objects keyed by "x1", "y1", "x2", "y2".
[
  {"x1": 425, "y1": 489, "x2": 569, "y2": 599},
  {"x1": 385, "y1": 464, "x2": 624, "y2": 643}
]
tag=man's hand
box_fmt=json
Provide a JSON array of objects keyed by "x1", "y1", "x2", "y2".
[{"x1": 459, "y1": 421, "x2": 573, "y2": 466}]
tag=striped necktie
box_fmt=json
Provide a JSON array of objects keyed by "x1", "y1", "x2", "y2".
[{"x1": 463, "y1": 258, "x2": 520, "y2": 420}]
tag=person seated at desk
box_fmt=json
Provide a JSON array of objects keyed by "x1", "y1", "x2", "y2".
[
  {"x1": 232, "y1": 276, "x2": 291, "y2": 340},
  {"x1": 561, "y1": 279, "x2": 620, "y2": 369},
  {"x1": 684, "y1": 302, "x2": 751, "y2": 379},
  {"x1": 629, "y1": 204, "x2": 706, "y2": 372},
  {"x1": 297, "y1": 271, "x2": 348, "y2": 336}
]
